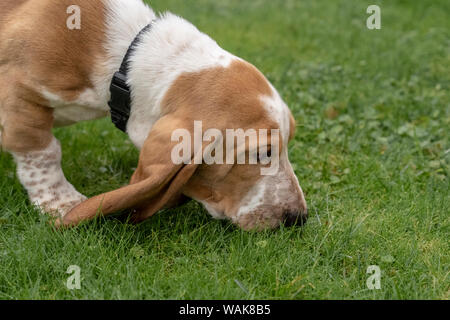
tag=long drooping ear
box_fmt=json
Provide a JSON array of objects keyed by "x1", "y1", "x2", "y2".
[
  {"x1": 60, "y1": 114, "x2": 198, "y2": 227},
  {"x1": 289, "y1": 111, "x2": 296, "y2": 141}
]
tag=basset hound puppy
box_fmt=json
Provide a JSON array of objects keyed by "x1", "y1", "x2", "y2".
[{"x1": 0, "y1": 0, "x2": 308, "y2": 230}]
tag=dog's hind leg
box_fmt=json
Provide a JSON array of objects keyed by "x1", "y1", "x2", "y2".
[{"x1": 2, "y1": 97, "x2": 86, "y2": 217}]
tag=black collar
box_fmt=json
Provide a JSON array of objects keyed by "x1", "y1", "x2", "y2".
[{"x1": 108, "y1": 23, "x2": 154, "y2": 132}]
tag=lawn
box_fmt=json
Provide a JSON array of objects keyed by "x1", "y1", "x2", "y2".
[{"x1": 0, "y1": 0, "x2": 448, "y2": 299}]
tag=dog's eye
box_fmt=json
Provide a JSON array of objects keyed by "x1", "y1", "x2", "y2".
[{"x1": 258, "y1": 148, "x2": 272, "y2": 163}]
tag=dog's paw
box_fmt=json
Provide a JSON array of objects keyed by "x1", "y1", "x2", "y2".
[{"x1": 32, "y1": 192, "x2": 87, "y2": 218}]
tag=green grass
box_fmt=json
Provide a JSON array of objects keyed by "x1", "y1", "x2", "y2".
[{"x1": 0, "y1": 0, "x2": 449, "y2": 299}]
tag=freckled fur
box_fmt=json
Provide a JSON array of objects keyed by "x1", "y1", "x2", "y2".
[
  {"x1": 12, "y1": 138, "x2": 86, "y2": 216},
  {"x1": 1, "y1": 0, "x2": 307, "y2": 229}
]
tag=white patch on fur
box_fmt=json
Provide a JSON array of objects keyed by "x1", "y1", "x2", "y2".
[
  {"x1": 126, "y1": 13, "x2": 238, "y2": 148},
  {"x1": 233, "y1": 150, "x2": 306, "y2": 222},
  {"x1": 260, "y1": 90, "x2": 291, "y2": 146},
  {"x1": 258, "y1": 91, "x2": 307, "y2": 212},
  {"x1": 234, "y1": 178, "x2": 268, "y2": 221},
  {"x1": 199, "y1": 201, "x2": 227, "y2": 220},
  {"x1": 94, "y1": 0, "x2": 157, "y2": 110},
  {"x1": 39, "y1": 0, "x2": 156, "y2": 128},
  {"x1": 232, "y1": 91, "x2": 294, "y2": 219},
  {"x1": 12, "y1": 138, "x2": 86, "y2": 217},
  {"x1": 102, "y1": 0, "x2": 239, "y2": 148},
  {"x1": 41, "y1": 88, "x2": 109, "y2": 126},
  {"x1": 232, "y1": 87, "x2": 308, "y2": 220},
  {"x1": 39, "y1": 0, "x2": 239, "y2": 148}
]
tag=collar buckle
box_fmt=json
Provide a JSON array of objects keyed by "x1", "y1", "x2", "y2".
[{"x1": 108, "y1": 72, "x2": 131, "y2": 132}]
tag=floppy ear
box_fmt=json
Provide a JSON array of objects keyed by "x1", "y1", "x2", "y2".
[
  {"x1": 60, "y1": 114, "x2": 198, "y2": 227},
  {"x1": 289, "y1": 111, "x2": 296, "y2": 141}
]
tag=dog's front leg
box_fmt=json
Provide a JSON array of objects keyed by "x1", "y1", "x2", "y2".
[
  {"x1": 1, "y1": 99, "x2": 87, "y2": 217},
  {"x1": 11, "y1": 137, "x2": 87, "y2": 217}
]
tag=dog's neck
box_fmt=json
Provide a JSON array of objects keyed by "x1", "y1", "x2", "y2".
[{"x1": 99, "y1": 0, "x2": 237, "y2": 149}]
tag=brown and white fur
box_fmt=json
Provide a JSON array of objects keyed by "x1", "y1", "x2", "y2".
[{"x1": 0, "y1": 0, "x2": 308, "y2": 230}]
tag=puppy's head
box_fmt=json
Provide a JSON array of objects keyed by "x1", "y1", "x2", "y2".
[{"x1": 62, "y1": 61, "x2": 307, "y2": 230}]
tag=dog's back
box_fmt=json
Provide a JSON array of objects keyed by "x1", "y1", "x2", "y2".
[
  {"x1": 0, "y1": 0, "x2": 108, "y2": 100},
  {"x1": 0, "y1": 0, "x2": 29, "y2": 29},
  {"x1": 0, "y1": 0, "x2": 108, "y2": 147}
]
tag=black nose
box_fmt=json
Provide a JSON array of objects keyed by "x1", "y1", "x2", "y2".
[{"x1": 283, "y1": 210, "x2": 308, "y2": 227}]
